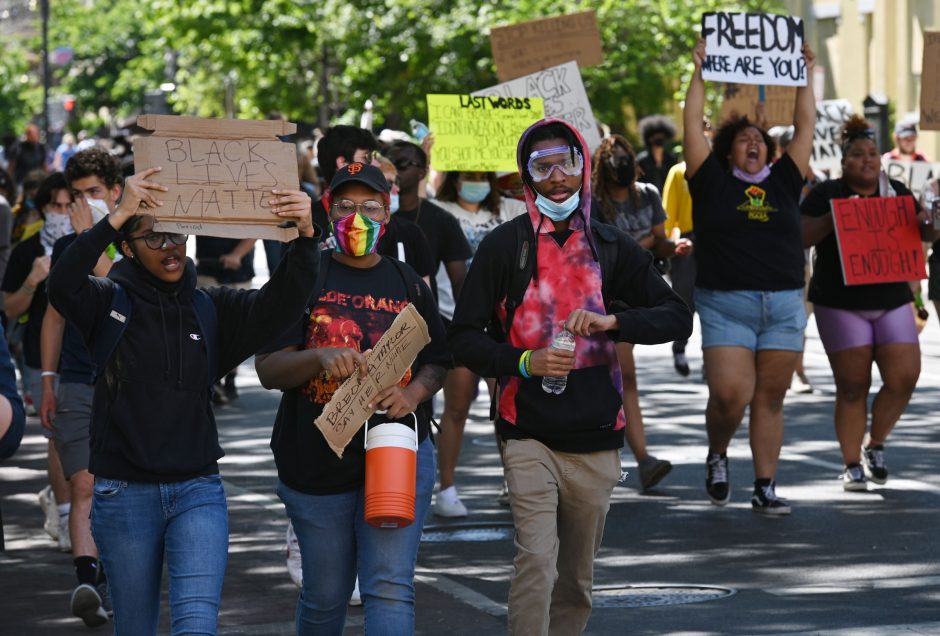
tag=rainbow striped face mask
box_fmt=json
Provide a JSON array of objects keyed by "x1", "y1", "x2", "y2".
[{"x1": 330, "y1": 210, "x2": 386, "y2": 257}]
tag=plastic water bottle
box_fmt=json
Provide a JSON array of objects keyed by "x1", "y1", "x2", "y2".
[
  {"x1": 410, "y1": 119, "x2": 430, "y2": 142},
  {"x1": 541, "y1": 329, "x2": 576, "y2": 395}
]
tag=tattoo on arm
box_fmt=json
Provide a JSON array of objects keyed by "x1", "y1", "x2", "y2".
[{"x1": 413, "y1": 364, "x2": 446, "y2": 397}]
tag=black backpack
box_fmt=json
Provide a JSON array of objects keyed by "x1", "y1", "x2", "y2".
[{"x1": 90, "y1": 282, "x2": 219, "y2": 390}]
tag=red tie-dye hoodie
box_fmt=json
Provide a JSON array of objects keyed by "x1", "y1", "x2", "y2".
[{"x1": 449, "y1": 119, "x2": 692, "y2": 453}]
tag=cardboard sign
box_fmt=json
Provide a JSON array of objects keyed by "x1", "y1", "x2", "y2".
[
  {"x1": 134, "y1": 115, "x2": 300, "y2": 241},
  {"x1": 490, "y1": 10, "x2": 603, "y2": 82},
  {"x1": 719, "y1": 83, "x2": 796, "y2": 127},
  {"x1": 427, "y1": 94, "x2": 545, "y2": 172},
  {"x1": 701, "y1": 12, "x2": 806, "y2": 86},
  {"x1": 812, "y1": 99, "x2": 853, "y2": 172},
  {"x1": 920, "y1": 31, "x2": 940, "y2": 131},
  {"x1": 831, "y1": 196, "x2": 926, "y2": 286},
  {"x1": 882, "y1": 159, "x2": 940, "y2": 198},
  {"x1": 315, "y1": 304, "x2": 431, "y2": 459},
  {"x1": 473, "y1": 61, "x2": 601, "y2": 153}
]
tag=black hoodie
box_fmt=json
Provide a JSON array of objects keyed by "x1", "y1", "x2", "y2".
[{"x1": 48, "y1": 218, "x2": 318, "y2": 482}]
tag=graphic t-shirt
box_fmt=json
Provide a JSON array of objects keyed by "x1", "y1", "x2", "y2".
[
  {"x1": 688, "y1": 153, "x2": 805, "y2": 291},
  {"x1": 267, "y1": 256, "x2": 449, "y2": 495},
  {"x1": 800, "y1": 178, "x2": 916, "y2": 310},
  {"x1": 593, "y1": 183, "x2": 666, "y2": 243}
]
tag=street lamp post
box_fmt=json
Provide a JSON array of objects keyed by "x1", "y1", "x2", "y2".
[{"x1": 41, "y1": 0, "x2": 50, "y2": 144}]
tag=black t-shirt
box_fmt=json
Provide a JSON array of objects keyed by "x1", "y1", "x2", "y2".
[
  {"x1": 377, "y1": 216, "x2": 435, "y2": 279},
  {"x1": 195, "y1": 237, "x2": 254, "y2": 284},
  {"x1": 637, "y1": 149, "x2": 678, "y2": 194},
  {"x1": 396, "y1": 198, "x2": 472, "y2": 274},
  {"x1": 51, "y1": 234, "x2": 95, "y2": 383},
  {"x1": 266, "y1": 255, "x2": 450, "y2": 495},
  {"x1": 1, "y1": 234, "x2": 47, "y2": 367},
  {"x1": 801, "y1": 178, "x2": 916, "y2": 310},
  {"x1": 688, "y1": 153, "x2": 805, "y2": 291},
  {"x1": 9, "y1": 141, "x2": 46, "y2": 183}
]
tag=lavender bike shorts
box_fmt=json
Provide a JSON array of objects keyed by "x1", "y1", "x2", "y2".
[{"x1": 814, "y1": 304, "x2": 919, "y2": 354}]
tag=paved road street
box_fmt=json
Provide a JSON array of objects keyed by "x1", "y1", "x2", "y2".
[{"x1": 2, "y1": 314, "x2": 940, "y2": 635}]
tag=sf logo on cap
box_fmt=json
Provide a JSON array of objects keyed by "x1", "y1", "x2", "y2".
[{"x1": 348, "y1": 163, "x2": 363, "y2": 174}]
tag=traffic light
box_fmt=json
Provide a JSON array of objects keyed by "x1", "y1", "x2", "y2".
[{"x1": 63, "y1": 96, "x2": 75, "y2": 112}]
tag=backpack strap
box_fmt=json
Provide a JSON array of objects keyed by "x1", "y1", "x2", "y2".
[
  {"x1": 191, "y1": 289, "x2": 219, "y2": 389},
  {"x1": 384, "y1": 256, "x2": 422, "y2": 304},
  {"x1": 90, "y1": 282, "x2": 132, "y2": 384},
  {"x1": 500, "y1": 217, "x2": 536, "y2": 341}
]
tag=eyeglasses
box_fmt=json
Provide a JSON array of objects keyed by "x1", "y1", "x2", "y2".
[
  {"x1": 527, "y1": 146, "x2": 584, "y2": 182},
  {"x1": 392, "y1": 158, "x2": 426, "y2": 171},
  {"x1": 129, "y1": 232, "x2": 188, "y2": 250},
  {"x1": 331, "y1": 199, "x2": 388, "y2": 219}
]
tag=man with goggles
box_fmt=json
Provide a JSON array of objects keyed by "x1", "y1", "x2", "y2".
[{"x1": 450, "y1": 119, "x2": 691, "y2": 635}]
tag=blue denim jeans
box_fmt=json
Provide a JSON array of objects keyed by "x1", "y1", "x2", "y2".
[
  {"x1": 91, "y1": 475, "x2": 229, "y2": 636},
  {"x1": 278, "y1": 437, "x2": 435, "y2": 636}
]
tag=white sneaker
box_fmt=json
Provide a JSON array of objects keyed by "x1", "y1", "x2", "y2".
[
  {"x1": 58, "y1": 512, "x2": 71, "y2": 553},
  {"x1": 433, "y1": 485, "x2": 468, "y2": 518},
  {"x1": 38, "y1": 486, "x2": 58, "y2": 540},
  {"x1": 70, "y1": 583, "x2": 108, "y2": 627},
  {"x1": 286, "y1": 522, "x2": 303, "y2": 587},
  {"x1": 349, "y1": 576, "x2": 362, "y2": 606}
]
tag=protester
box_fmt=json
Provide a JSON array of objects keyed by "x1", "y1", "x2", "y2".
[
  {"x1": 882, "y1": 121, "x2": 929, "y2": 162},
  {"x1": 385, "y1": 141, "x2": 472, "y2": 302},
  {"x1": 683, "y1": 38, "x2": 816, "y2": 514},
  {"x1": 449, "y1": 118, "x2": 691, "y2": 634},
  {"x1": 11, "y1": 169, "x2": 45, "y2": 244},
  {"x1": 40, "y1": 148, "x2": 122, "y2": 626},
  {"x1": 801, "y1": 115, "x2": 935, "y2": 490},
  {"x1": 921, "y1": 177, "x2": 940, "y2": 324},
  {"x1": 374, "y1": 154, "x2": 436, "y2": 283},
  {"x1": 3, "y1": 171, "x2": 73, "y2": 550},
  {"x1": 430, "y1": 170, "x2": 524, "y2": 517},
  {"x1": 0, "y1": 170, "x2": 15, "y2": 316},
  {"x1": 0, "y1": 322, "x2": 26, "y2": 460},
  {"x1": 636, "y1": 115, "x2": 679, "y2": 194},
  {"x1": 592, "y1": 134, "x2": 692, "y2": 492},
  {"x1": 53, "y1": 133, "x2": 78, "y2": 171},
  {"x1": 47, "y1": 167, "x2": 319, "y2": 635},
  {"x1": 7, "y1": 123, "x2": 48, "y2": 185},
  {"x1": 255, "y1": 162, "x2": 449, "y2": 635},
  {"x1": 661, "y1": 117, "x2": 712, "y2": 378}
]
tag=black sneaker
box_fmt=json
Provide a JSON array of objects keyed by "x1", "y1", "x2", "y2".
[
  {"x1": 673, "y1": 352, "x2": 690, "y2": 377},
  {"x1": 842, "y1": 464, "x2": 867, "y2": 492},
  {"x1": 70, "y1": 583, "x2": 108, "y2": 627},
  {"x1": 862, "y1": 445, "x2": 888, "y2": 485},
  {"x1": 97, "y1": 580, "x2": 113, "y2": 617},
  {"x1": 751, "y1": 480, "x2": 791, "y2": 515},
  {"x1": 223, "y1": 375, "x2": 239, "y2": 400},
  {"x1": 705, "y1": 453, "x2": 730, "y2": 506}
]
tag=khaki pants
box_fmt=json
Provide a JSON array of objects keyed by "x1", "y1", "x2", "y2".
[{"x1": 503, "y1": 438, "x2": 621, "y2": 636}]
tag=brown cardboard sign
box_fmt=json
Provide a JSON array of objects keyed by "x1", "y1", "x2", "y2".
[
  {"x1": 920, "y1": 32, "x2": 940, "y2": 130},
  {"x1": 315, "y1": 304, "x2": 431, "y2": 458},
  {"x1": 490, "y1": 10, "x2": 603, "y2": 82},
  {"x1": 133, "y1": 115, "x2": 300, "y2": 241},
  {"x1": 719, "y1": 83, "x2": 796, "y2": 127}
]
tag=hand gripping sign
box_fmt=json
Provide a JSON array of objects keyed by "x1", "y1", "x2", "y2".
[{"x1": 133, "y1": 115, "x2": 300, "y2": 241}]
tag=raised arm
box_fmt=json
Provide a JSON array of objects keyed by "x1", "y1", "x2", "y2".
[
  {"x1": 683, "y1": 39, "x2": 711, "y2": 179},
  {"x1": 784, "y1": 44, "x2": 818, "y2": 177}
]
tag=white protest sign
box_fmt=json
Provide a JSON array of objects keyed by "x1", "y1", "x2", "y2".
[
  {"x1": 882, "y1": 159, "x2": 940, "y2": 198},
  {"x1": 811, "y1": 99, "x2": 852, "y2": 173},
  {"x1": 701, "y1": 12, "x2": 807, "y2": 87},
  {"x1": 472, "y1": 61, "x2": 601, "y2": 153}
]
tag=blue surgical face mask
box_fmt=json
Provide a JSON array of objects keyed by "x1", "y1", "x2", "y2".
[
  {"x1": 389, "y1": 193, "x2": 400, "y2": 214},
  {"x1": 534, "y1": 190, "x2": 581, "y2": 222},
  {"x1": 458, "y1": 181, "x2": 491, "y2": 204}
]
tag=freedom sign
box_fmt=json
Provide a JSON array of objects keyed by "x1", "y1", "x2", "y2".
[
  {"x1": 427, "y1": 94, "x2": 545, "y2": 172},
  {"x1": 701, "y1": 12, "x2": 807, "y2": 87},
  {"x1": 831, "y1": 196, "x2": 926, "y2": 286}
]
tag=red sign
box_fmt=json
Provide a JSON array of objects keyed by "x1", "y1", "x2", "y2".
[{"x1": 831, "y1": 195, "x2": 927, "y2": 285}]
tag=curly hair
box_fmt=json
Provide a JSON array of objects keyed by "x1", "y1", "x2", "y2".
[
  {"x1": 711, "y1": 116, "x2": 776, "y2": 172},
  {"x1": 638, "y1": 115, "x2": 678, "y2": 146},
  {"x1": 435, "y1": 172, "x2": 501, "y2": 214},
  {"x1": 65, "y1": 147, "x2": 122, "y2": 188},
  {"x1": 592, "y1": 135, "x2": 637, "y2": 224},
  {"x1": 839, "y1": 114, "x2": 877, "y2": 155}
]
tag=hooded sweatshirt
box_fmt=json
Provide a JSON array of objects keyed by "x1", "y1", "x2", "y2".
[
  {"x1": 48, "y1": 218, "x2": 319, "y2": 482},
  {"x1": 448, "y1": 119, "x2": 692, "y2": 453}
]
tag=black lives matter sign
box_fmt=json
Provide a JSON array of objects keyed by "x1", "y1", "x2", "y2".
[{"x1": 701, "y1": 12, "x2": 807, "y2": 87}]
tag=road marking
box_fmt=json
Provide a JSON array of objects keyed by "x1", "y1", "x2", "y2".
[{"x1": 415, "y1": 570, "x2": 508, "y2": 617}]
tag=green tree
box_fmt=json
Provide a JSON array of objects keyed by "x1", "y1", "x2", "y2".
[{"x1": 0, "y1": 41, "x2": 42, "y2": 139}]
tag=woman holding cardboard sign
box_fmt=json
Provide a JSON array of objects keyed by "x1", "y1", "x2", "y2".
[
  {"x1": 800, "y1": 115, "x2": 935, "y2": 491},
  {"x1": 47, "y1": 166, "x2": 320, "y2": 635},
  {"x1": 255, "y1": 162, "x2": 449, "y2": 636},
  {"x1": 683, "y1": 37, "x2": 816, "y2": 515}
]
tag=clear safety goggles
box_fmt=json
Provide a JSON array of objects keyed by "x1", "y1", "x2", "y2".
[{"x1": 526, "y1": 146, "x2": 584, "y2": 182}]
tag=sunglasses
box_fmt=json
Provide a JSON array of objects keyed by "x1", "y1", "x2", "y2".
[
  {"x1": 392, "y1": 158, "x2": 426, "y2": 171},
  {"x1": 129, "y1": 232, "x2": 188, "y2": 250}
]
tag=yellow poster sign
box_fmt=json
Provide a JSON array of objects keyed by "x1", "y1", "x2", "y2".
[{"x1": 427, "y1": 94, "x2": 545, "y2": 172}]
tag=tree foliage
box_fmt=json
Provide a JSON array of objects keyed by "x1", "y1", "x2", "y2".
[{"x1": 32, "y1": 0, "x2": 783, "y2": 135}]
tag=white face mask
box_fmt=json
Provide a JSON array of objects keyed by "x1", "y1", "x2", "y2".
[{"x1": 86, "y1": 198, "x2": 110, "y2": 224}]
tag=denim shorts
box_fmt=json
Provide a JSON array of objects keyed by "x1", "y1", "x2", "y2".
[{"x1": 694, "y1": 287, "x2": 807, "y2": 352}]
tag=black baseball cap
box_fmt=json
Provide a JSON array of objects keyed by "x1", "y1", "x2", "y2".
[{"x1": 328, "y1": 162, "x2": 390, "y2": 195}]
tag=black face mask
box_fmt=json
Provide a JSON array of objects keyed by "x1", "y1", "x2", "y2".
[
  {"x1": 650, "y1": 137, "x2": 666, "y2": 148},
  {"x1": 610, "y1": 159, "x2": 635, "y2": 186}
]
